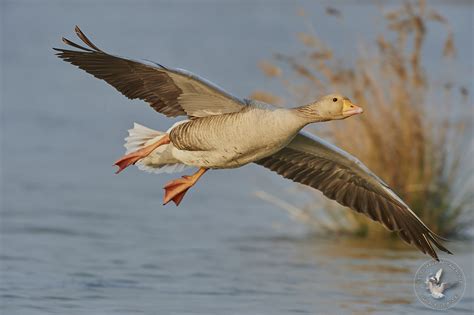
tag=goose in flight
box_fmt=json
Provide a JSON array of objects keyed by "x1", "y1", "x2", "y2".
[
  {"x1": 54, "y1": 26, "x2": 451, "y2": 260},
  {"x1": 426, "y1": 269, "x2": 458, "y2": 299}
]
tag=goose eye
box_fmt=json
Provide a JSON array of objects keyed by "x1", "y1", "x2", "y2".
[{"x1": 332, "y1": 98, "x2": 338, "y2": 102}]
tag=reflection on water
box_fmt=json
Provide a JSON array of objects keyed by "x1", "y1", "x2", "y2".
[{"x1": 1, "y1": 1, "x2": 473, "y2": 314}]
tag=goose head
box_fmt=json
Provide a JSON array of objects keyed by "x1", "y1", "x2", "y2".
[
  {"x1": 428, "y1": 276, "x2": 439, "y2": 285},
  {"x1": 296, "y1": 93, "x2": 363, "y2": 122}
]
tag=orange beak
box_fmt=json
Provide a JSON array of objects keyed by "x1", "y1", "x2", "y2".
[{"x1": 342, "y1": 99, "x2": 364, "y2": 116}]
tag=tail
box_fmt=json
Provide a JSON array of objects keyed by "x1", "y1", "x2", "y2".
[
  {"x1": 124, "y1": 123, "x2": 190, "y2": 174},
  {"x1": 124, "y1": 123, "x2": 165, "y2": 154}
]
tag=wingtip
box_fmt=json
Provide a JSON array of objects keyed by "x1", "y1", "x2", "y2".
[
  {"x1": 74, "y1": 25, "x2": 86, "y2": 40},
  {"x1": 72, "y1": 25, "x2": 102, "y2": 52},
  {"x1": 74, "y1": 26, "x2": 82, "y2": 37},
  {"x1": 430, "y1": 247, "x2": 453, "y2": 261}
]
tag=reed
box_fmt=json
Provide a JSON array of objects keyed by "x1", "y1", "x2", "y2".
[{"x1": 254, "y1": 0, "x2": 472, "y2": 238}]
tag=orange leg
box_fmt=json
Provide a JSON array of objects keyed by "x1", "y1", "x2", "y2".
[
  {"x1": 114, "y1": 134, "x2": 171, "y2": 174},
  {"x1": 163, "y1": 168, "x2": 208, "y2": 206}
]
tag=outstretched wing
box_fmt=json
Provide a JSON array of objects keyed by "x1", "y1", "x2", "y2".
[
  {"x1": 54, "y1": 26, "x2": 245, "y2": 118},
  {"x1": 440, "y1": 281, "x2": 458, "y2": 291},
  {"x1": 256, "y1": 131, "x2": 451, "y2": 260},
  {"x1": 435, "y1": 268, "x2": 443, "y2": 283}
]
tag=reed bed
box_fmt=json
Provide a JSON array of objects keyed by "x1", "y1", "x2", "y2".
[{"x1": 253, "y1": 0, "x2": 472, "y2": 238}]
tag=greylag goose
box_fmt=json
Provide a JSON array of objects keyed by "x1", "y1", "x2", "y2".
[{"x1": 54, "y1": 26, "x2": 451, "y2": 260}]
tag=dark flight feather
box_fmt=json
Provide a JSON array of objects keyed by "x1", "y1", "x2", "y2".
[{"x1": 256, "y1": 131, "x2": 451, "y2": 260}]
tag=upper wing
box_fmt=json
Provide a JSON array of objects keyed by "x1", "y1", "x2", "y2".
[
  {"x1": 255, "y1": 131, "x2": 451, "y2": 260},
  {"x1": 435, "y1": 268, "x2": 443, "y2": 282},
  {"x1": 440, "y1": 281, "x2": 458, "y2": 291},
  {"x1": 54, "y1": 26, "x2": 245, "y2": 118}
]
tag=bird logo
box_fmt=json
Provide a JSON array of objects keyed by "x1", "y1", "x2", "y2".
[
  {"x1": 414, "y1": 259, "x2": 465, "y2": 310},
  {"x1": 425, "y1": 268, "x2": 458, "y2": 299}
]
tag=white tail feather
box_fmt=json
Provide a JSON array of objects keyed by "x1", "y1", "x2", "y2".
[
  {"x1": 124, "y1": 123, "x2": 164, "y2": 154},
  {"x1": 124, "y1": 123, "x2": 190, "y2": 174}
]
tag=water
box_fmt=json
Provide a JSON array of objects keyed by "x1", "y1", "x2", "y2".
[{"x1": 1, "y1": 1, "x2": 473, "y2": 314}]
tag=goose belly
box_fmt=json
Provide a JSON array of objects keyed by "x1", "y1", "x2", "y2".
[{"x1": 171, "y1": 129, "x2": 295, "y2": 169}]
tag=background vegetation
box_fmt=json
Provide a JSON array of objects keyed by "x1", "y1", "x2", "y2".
[{"x1": 253, "y1": 0, "x2": 472, "y2": 239}]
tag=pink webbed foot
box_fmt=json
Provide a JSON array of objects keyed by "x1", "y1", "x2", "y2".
[
  {"x1": 114, "y1": 134, "x2": 170, "y2": 174},
  {"x1": 162, "y1": 169, "x2": 208, "y2": 206}
]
